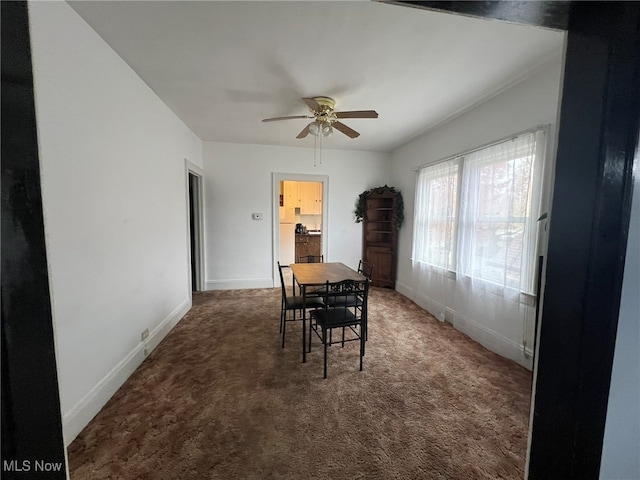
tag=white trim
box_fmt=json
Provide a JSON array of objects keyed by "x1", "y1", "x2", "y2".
[
  {"x1": 395, "y1": 280, "x2": 414, "y2": 299},
  {"x1": 453, "y1": 312, "x2": 533, "y2": 370},
  {"x1": 205, "y1": 278, "x2": 274, "y2": 290},
  {"x1": 62, "y1": 297, "x2": 191, "y2": 445},
  {"x1": 271, "y1": 173, "x2": 329, "y2": 286},
  {"x1": 395, "y1": 281, "x2": 533, "y2": 369},
  {"x1": 185, "y1": 159, "x2": 206, "y2": 295}
]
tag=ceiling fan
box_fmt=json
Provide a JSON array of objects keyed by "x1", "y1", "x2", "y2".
[{"x1": 262, "y1": 96, "x2": 378, "y2": 139}]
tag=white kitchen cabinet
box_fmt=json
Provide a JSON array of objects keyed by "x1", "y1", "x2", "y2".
[
  {"x1": 299, "y1": 182, "x2": 322, "y2": 215},
  {"x1": 281, "y1": 181, "x2": 322, "y2": 217},
  {"x1": 280, "y1": 181, "x2": 297, "y2": 223}
]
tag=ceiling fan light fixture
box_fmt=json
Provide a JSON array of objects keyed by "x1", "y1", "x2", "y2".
[
  {"x1": 262, "y1": 96, "x2": 378, "y2": 142},
  {"x1": 308, "y1": 121, "x2": 320, "y2": 136}
]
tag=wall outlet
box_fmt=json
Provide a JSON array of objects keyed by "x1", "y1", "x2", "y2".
[{"x1": 141, "y1": 328, "x2": 149, "y2": 341}]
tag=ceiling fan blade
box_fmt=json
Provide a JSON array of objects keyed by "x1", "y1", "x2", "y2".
[
  {"x1": 334, "y1": 110, "x2": 378, "y2": 119},
  {"x1": 296, "y1": 123, "x2": 312, "y2": 139},
  {"x1": 333, "y1": 121, "x2": 360, "y2": 139},
  {"x1": 302, "y1": 97, "x2": 321, "y2": 112},
  {"x1": 262, "y1": 115, "x2": 310, "y2": 122}
]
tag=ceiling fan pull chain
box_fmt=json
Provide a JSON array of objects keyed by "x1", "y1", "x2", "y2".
[{"x1": 313, "y1": 134, "x2": 318, "y2": 167}]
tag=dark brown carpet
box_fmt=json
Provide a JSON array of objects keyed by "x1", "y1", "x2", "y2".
[{"x1": 68, "y1": 287, "x2": 532, "y2": 479}]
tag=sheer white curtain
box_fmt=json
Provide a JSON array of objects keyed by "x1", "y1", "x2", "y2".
[
  {"x1": 412, "y1": 129, "x2": 546, "y2": 361},
  {"x1": 453, "y1": 131, "x2": 544, "y2": 350},
  {"x1": 411, "y1": 158, "x2": 459, "y2": 321}
]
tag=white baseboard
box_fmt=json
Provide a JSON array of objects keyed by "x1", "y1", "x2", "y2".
[
  {"x1": 395, "y1": 280, "x2": 414, "y2": 299},
  {"x1": 205, "y1": 277, "x2": 274, "y2": 290},
  {"x1": 62, "y1": 297, "x2": 191, "y2": 446},
  {"x1": 396, "y1": 282, "x2": 449, "y2": 323},
  {"x1": 394, "y1": 282, "x2": 532, "y2": 370},
  {"x1": 454, "y1": 314, "x2": 533, "y2": 370}
]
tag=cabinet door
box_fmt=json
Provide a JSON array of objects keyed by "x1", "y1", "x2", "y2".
[
  {"x1": 308, "y1": 236, "x2": 321, "y2": 256},
  {"x1": 313, "y1": 182, "x2": 322, "y2": 214},
  {"x1": 284, "y1": 181, "x2": 300, "y2": 208},
  {"x1": 298, "y1": 182, "x2": 313, "y2": 214},
  {"x1": 299, "y1": 182, "x2": 311, "y2": 214},
  {"x1": 298, "y1": 182, "x2": 322, "y2": 215},
  {"x1": 295, "y1": 235, "x2": 309, "y2": 259},
  {"x1": 281, "y1": 181, "x2": 297, "y2": 222},
  {"x1": 365, "y1": 246, "x2": 395, "y2": 288}
]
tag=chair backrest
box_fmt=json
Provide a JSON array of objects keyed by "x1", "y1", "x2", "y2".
[
  {"x1": 277, "y1": 261, "x2": 288, "y2": 299},
  {"x1": 297, "y1": 255, "x2": 324, "y2": 263},
  {"x1": 358, "y1": 260, "x2": 374, "y2": 280},
  {"x1": 321, "y1": 278, "x2": 369, "y2": 320}
]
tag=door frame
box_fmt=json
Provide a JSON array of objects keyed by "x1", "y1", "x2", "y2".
[
  {"x1": 185, "y1": 160, "x2": 205, "y2": 294},
  {"x1": 272, "y1": 173, "x2": 329, "y2": 286}
]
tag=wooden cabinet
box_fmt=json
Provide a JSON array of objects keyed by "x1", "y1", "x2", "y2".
[
  {"x1": 281, "y1": 181, "x2": 297, "y2": 223},
  {"x1": 362, "y1": 186, "x2": 399, "y2": 288},
  {"x1": 299, "y1": 182, "x2": 322, "y2": 215},
  {"x1": 282, "y1": 181, "x2": 322, "y2": 216},
  {"x1": 295, "y1": 234, "x2": 321, "y2": 260}
]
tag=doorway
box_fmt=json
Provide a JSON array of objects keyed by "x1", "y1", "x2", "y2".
[
  {"x1": 186, "y1": 160, "x2": 205, "y2": 293},
  {"x1": 272, "y1": 173, "x2": 328, "y2": 286}
]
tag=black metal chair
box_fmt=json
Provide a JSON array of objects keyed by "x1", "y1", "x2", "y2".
[
  {"x1": 297, "y1": 255, "x2": 324, "y2": 263},
  {"x1": 357, "y1": 260, "x2": 374, "y2": 280},
  {"x1": 323, "y1": 260, "x2": 374, "y2": 340},
  {"x1": 357, "y1": 260, "x2": 374, "y2": 340},
  {"x1": 309, "y1": 279, "x2": 369, "y2": 378},
  {"x1": 278, "y1": 262, "x2": 323, "y2": 348},
  {"x1": 296, "y1": 255, "x2": 325, "y2": 296}
]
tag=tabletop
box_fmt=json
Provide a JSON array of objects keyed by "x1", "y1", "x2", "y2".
[{"x1": 289, "y1": 262, "x2": 366, "y2": 286}]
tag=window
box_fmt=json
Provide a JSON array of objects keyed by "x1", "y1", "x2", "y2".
[
  {"x1": 412, "y1": 158, "x2": 459, "y2": 270},
  {"x1": 413, "y1": 130, "x2": 544, "y2": 294}
]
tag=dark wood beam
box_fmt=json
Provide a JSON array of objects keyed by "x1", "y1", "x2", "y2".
[
  {"x1": 384, "y1": 1, "x2": 570, "y2": 30},
  {"x1": 529, "y1": 2, "x2": 640, "y2": 478},
  {"x1": 1, "y1": 2, "x2": 67, "y2": 478}
]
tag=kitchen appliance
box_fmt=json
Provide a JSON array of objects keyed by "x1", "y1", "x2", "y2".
[
  {"x1": 279, "y1": 223, "x2": 296, "y2": 264},
  {"x1": 295, "y1": 223, "x2": 304, "y2": 234}
]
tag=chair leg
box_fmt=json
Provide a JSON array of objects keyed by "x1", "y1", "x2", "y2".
[
  {"x1": 282, "y1": 309, "x2": 287, "y2": 348},
  {"x1": 365, "y1": 318, "x2": 368, "y2": 341},
  {"x1": 362, "y1": 324, "x2": 366, "y2": 357},
  {"x1": 360, "y1": 329, "x2": 364, "y2": 371},
  {"x1": 308, "y1": 312, "x2": 313, "y2": 353},
  {"x1": 341, "y1": 327, "x2": 345, "y2": 347},
  {"x1": 323, "y1": 327, "x2": 328, "y2": 379}
]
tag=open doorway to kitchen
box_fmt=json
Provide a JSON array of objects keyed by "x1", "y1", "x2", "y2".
[{"x1": 272, "y1": 173, "x2": 328, "y2": 287}]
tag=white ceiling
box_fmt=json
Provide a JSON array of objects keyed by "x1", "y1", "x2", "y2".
[{"x1": 68, "y1": 1, "x2": 565, "y2": 153}]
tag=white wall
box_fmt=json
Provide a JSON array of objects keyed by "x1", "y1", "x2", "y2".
[
  {"x1": 29, "y1": 1, "x2": 203, "y2": 445},
  {"x1": 389, "y1": 55, "x2": 564, "y2": 368},
  {"x1": 600, "y1": 166, "x2": 640, "y2": 479},
  {"x1": 202, "y1": 142, "x2": 390, "y2": 289}
]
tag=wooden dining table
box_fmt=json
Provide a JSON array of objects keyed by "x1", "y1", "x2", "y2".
[{"x1": 289, "y1": 262, "x2": 366, "y2": 363}]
